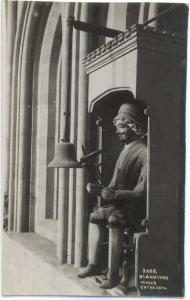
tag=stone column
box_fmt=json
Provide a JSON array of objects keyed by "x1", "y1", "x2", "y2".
[
  {"x1": 148, "y1": 3, "x2": 159, "y2": 26},
  {"x1": 138, "y1": 3, "x2": 146, "y2": 24},
  {"x1": 53, "y1": 53, "x2": 62, "y2": 220},
  {"x1": 57, "y1": 2, "x2": 74, "y2": 264},
  {"x1": 2, "y1": 1, "x2": 17, "y2": 230},
  {"x1": 14, "y1": 3, "x2": 31, "y2": 231},
  {"x1": 107, "y1": 3, "x2": 128, "y2": 32},
  {"x1": 74, "y1": 3, "x2": 89, "y2": 268},
  {"x1": 8, "y1": 3, "x2": 27, "y2": 231},
  {"x1": 16, "y1": 2, "x2": 40, "y2": 232},
  {"x1": 3, "y1": 1, "x2": 17, "y2": 198},
  {"x1": 67, "y1": 3, "x2": 80, "y2": 264}
]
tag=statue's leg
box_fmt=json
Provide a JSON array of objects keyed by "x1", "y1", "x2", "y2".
[
  {"x1": 88, "y1": 223, "x2": 106, "y2": 264},
  {"x1": 108, "y1": 227, "x2": 123, "y2": 273},
  {"x1": 100, "y1": 215, "x2": 124, "y2": 289},
  {"x1": 78, "y1": 222, "x2": 106, "y2": 278}
]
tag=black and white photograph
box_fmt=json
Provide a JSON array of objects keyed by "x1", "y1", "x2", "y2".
[{"x1": 1, "y1": 1, "x2": 188, "y2": 297}]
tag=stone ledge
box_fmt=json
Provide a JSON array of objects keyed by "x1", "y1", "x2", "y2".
[
  {"x1": 2, "y1": 232, "x2": 111, "y2": 296},
  {"x1": 2, "y1": 232, "x2": 138, "y2": 296}
]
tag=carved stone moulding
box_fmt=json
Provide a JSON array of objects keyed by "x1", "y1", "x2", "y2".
[{"x1": 83, "y1": 24, "x2": 186, "y2": 75}]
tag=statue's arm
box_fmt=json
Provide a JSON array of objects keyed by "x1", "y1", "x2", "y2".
[
  {"x1": 116, "y1": 154, "x2": 147, "y2": 202},
  {"x1": 101, "y1": 150, "x2": 147, "y2": 202}
]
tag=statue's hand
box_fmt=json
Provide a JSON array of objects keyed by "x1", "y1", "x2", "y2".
[
  {"x1": 86, "y1": 183, "x2": 100, "y2": 195},
  {"x1": 101, "y1": 187, "x2": 117, "y2": 201}
]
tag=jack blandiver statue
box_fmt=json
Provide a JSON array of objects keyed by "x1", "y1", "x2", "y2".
[{"x1": 78, "y1": 99, "x2": 148, "y2": 289}]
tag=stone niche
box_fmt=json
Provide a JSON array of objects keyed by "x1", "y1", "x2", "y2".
[{"x1": 84, "y1": 24, "x2": 186, "y2": 296}]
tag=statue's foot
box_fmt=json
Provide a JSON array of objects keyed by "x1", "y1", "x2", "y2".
[
  {"x1": 99, "y1": 272, "x2": 120, "y2": 289},
  {"x1": 78, "y1": 264, "x2": 101, "y2": 278}
]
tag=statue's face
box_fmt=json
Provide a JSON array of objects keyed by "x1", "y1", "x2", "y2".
[
  {"x1": 114, "y1": 103, "x2": 136, "y2": 143},
  {"x1": 115, "y1": 123, "x2": 135, "y2": 144}
]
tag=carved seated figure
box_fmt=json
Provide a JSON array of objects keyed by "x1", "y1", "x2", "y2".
[{"x1": 78, "y1": 99, "x2": 148, "y2": 289}]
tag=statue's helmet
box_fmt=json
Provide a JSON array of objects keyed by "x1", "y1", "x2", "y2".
[{"x1": 113, "y1": 99, "x2": 148, "y2": 137}]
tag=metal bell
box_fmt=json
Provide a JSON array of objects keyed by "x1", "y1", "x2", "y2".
[{"x1": 48, "y1": 141, "x2": 81, "y2": 168}]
